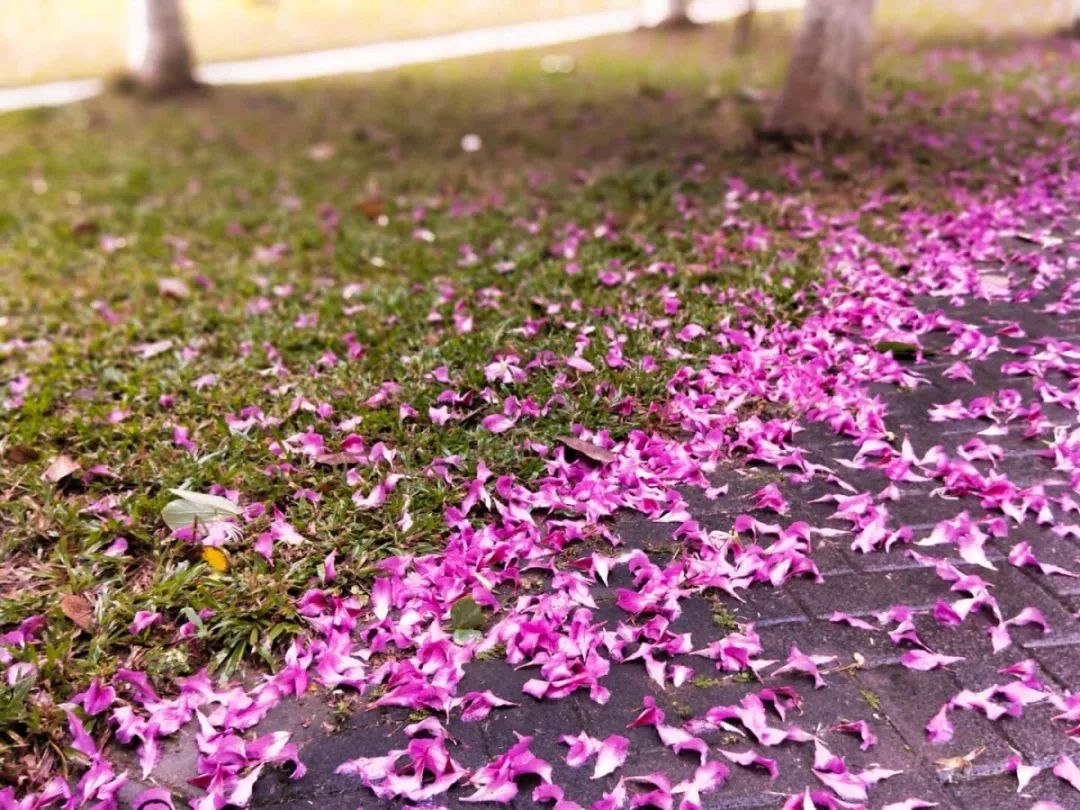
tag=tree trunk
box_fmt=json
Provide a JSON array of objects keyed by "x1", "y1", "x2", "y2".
[
  {"x1": 126, "y1": 0, "x2": 197, "y2": 94},
  {"x1": 643, "y1": 0, "x2": 694, "y2": 28},
  {"x1": 765, "y1": 0, "x2": 875, "y2": 139},
  {"x1": 1071, "y1": 0, "x2": 1080, "y2": 36},
  {"x1": 733, "y1": 0, "x2": 756, "y2": 54}
]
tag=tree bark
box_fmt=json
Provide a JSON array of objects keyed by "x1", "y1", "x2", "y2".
[
  {"x1": 733, "y1": 0, "x2": 757, "y2": 54},
  {"x1": 643, "y1": 0, "x2": 694, "y2": 28},
  {"x1": 765, "y1": 0, "x2": 875, "y2": 139},
  {"x1": 126, "y1": 0, "x2": 197, "y2": 94}
]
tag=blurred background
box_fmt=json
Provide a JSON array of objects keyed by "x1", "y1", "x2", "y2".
[
  {"x1": 2, "y1": 0, "x2": 1077, "y2": 90},
  {"x1": 3, "y1": 1, "x2": 634, "y2": 87}
]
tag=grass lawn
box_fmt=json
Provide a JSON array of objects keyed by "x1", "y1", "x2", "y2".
[{"x1": 0, "y1": 0, "x2": 1077, "y2": 790}]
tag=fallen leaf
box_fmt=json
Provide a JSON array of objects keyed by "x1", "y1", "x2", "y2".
[
  {"x1": 200, "y1": 546, "x2": 230, "y2": 572},
  {"x1": 158, "y1": 278, "x2": 190, "y2": 299},
  {"x1": 556, "y1": 436, "x2": 616, "y2": 464},
  {"x1": 935, "y1": 746, "x2": 985, "y2": 776},
  {"x1": 42, "y1": 455, "x2": 80, "y2": 483},
  {"x1": 357, "y1": 198, "x2": 384, "y2": 220},
  {"x1": 450, "y1": 596, "x2": 485, "y2": 631},
  {"x1": 70, "y1": 217, "x2": 99, "y2": 236},
  {"x1": 60, "y1": 594, "x2": 94, "y2": 631},
  {"x1": 872, "y1": 340, "x2": 926, "y2": 358},
  {"x1": 5, "y1": 445, "x2": 40, "y2": 465},
  {"x1": 453, "y1": 629, "x2": 484, "y2": 644},
  {"x1": 161, "y1": 488, "x2": 242, "y2": 531}
]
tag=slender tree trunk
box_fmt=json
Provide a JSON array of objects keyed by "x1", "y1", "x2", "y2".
[
  {"x1": 733, "y1": 0, "x2": 756, "y2": 54},
  {"x1": 126, "y1": 0, "x2": 197, "y2": 94},
  {"x1": 765, "y1": 0, "x2": 875, "y2": 139},
  {"x1": 1071, "y1": 0, "x2": 1080, "y2": 36},
  {"x1": 643, "y1": 0, "x2": 694, "y2": 28}
]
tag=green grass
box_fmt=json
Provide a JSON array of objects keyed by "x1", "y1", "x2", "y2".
[{"x1": 0, "y1": 2, "x2": 1077, "y2": 786}]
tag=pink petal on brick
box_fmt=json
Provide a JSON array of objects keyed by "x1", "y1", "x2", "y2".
[
  {"x1": 1005, "y1": 755, "x2": 1041, "y2": 792},
  {"x1": 592, "y1": 735, "x2": 629, "y2": 779},
  {"x1": 1053, "y1": 754, "x2": 1080, "y2": 792},
  {"x1": 721, "y1": 749, "x2": 779, "y2": 781},
  {"x1": 900, "y1": 650, "x2": 964, "y2": 671},
  {"x1": 925, "y1": 704, "x2": 954, "y2": 744}
]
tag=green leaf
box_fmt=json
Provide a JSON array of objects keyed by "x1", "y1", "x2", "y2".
[
  {"x1": 161, "y1": 488, "x2": 241, "y2": 531},
  {"x1": 872, "y1": 340, "x2": 921, "y2": 358},
  {"x1": 450, "y1": 596, "x2": 485, "y2": 631},
  {"x1": 452, "y1": 629, "x2": 484, "y2": 644},
  {"x1": 181, "y1": 607, "x2": 204, "y2": 631},
  {"x1": 169, "y1": 488, "x2": 242, "y2": 515}
]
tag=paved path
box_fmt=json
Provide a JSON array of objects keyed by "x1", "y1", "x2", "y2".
[
  {"x1": 116, "y1": 224, "x2": 1079, "y2": 808},
  {"x1": 0, "y1": 0, "x2": 802, "y2": 114}
]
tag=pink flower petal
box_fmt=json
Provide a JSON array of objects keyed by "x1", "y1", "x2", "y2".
[{"x1": 1053, "y1": 754, "x2": 1080, "y2": 792}]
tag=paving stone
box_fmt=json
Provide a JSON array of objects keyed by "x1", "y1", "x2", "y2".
[
  {"x1": 679, "y1": 469, "x2": 778, "y2": 516},
  {"x1": 949, "y1": 771, "x2": 1080, "y2": 809},
  {"x1": 1031, "y1": 642, "x2": 1080, "y2": 689},
  {"x1": 983, "y1": 566, "x2": 1080, "y2": 648},
  {"x1": 792, "y1": 419, "x2": 850, "y2": 452},
  {"x1": 875, "y1": 381, "x2": 972, "y2": 432},
  {"x1": 538, "y1": 666, "x2": 699, "y2": 809},
  {"x1": 1013, "y1": 542, "x2": 1080, "y2": 602},
  {"x1": 847, "y1": 540, "x2": 1007, "y2": 575},
  {"x1": 995, "y1": 452, "x2": 1066, "y2": 488},
  {"x1": 754, "y1": 619, "x2": 895, "y2": 672},
  {"x1": 668, "y1": 591, "x2": 722, "y2": 636},
  {"x1": 614, "y1": 516, "x2": 678, "y2": 553},
  {"x1": 251, "y1": 698, "x2": 490, "y2": 807},
  {"x1": 720, "y1": 584, "x2": 809, "y2": 627},
  {"x1": 784, "y1": 567, "x2": 953, "y2": 618},
  {"x1": 1055, "y1": 591, "x2": 1080, "y2": 615},
  {"x1": 852, "y1": 666, "x2": 1014, "y2": 780},
  {"x1": 994, "y1": 701, "x2": 1076, "y2": 766},
  {"x1": 877, "y1": 489, "x2": 977, "y2": 533},
  {"x1": 912, "y1": 616, "x2": 1032, "y2": 687},
  {"x1": 670, "y1": 678, "x2": 951, "y2": 806},
  {"x1": 777, "y1": 540, "x2": 856, "y2": 578}
]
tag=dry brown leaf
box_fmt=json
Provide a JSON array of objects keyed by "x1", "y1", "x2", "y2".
[
  {"x1": 70, "y1": 218, "x2": 99, "y2": 236},
  {"x1": 556, "y1": 436, "x2": 616, "y2": 464},
  {"x1": 5, "y1": 444, "x2": 40, "y2": 465},
  {"x1": 935, "y1": 746, "x2": 985, "y2": 775},
  {"x1": 42, "y1": 454, "x2": 80, "y2": 483},
  {"x1": 357, "y1": 198, "x2": 385, "y2": 220},
  {"x1": 313, "y1": 453, "x2": 360, "y2": 466},
  {"x1": 60, "y1": 593, "x2": 94, "y2": 632}
]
